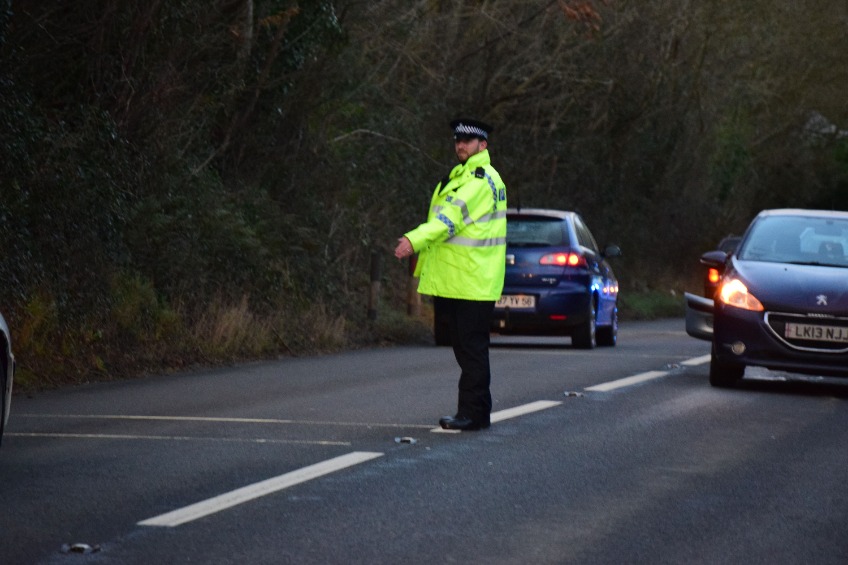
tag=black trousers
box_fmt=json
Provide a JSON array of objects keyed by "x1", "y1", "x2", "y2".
[{"x1": 434, "y1": 296, "x2": 495, "y2": 423}]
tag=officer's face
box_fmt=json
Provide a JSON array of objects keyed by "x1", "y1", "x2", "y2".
[{"x1": 454, "y1": 137, "x2": 487, "y2": 164}]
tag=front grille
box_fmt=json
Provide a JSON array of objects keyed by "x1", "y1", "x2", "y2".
[{"x1": 765, "y1": 311, "x2": 848, "y2": 353}]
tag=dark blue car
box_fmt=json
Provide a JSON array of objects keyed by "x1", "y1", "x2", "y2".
[
  {"x1": 685, "y1": 208, "x2": 848, "y2": 387},
  {"x1": 491, "y1": 208, "x2": 621, "y2": 348}
]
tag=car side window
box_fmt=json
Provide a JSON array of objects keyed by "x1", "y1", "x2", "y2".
[{"x1": 574, "y1": 217, "x2": 600, "y2": 254}]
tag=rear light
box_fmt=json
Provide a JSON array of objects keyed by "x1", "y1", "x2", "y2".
[{"x1": 539, "y1": 252, "x2": 586, "y2": 267}]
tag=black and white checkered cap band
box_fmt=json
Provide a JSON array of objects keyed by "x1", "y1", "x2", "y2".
[{"x1": 453, "y1": 123, "x2": 488, "y2": 139}]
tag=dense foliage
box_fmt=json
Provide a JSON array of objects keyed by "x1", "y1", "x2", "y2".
[{"x1": 2, "y1": 0, "x2": 847, "y2": 388}]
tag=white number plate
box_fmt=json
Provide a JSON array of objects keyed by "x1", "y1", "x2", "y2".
[
  {"x1": 785, "y1": 322, "x2": 848, "y2": 343},
  {"x1": 496, "y1": 295, "x2": 535, "y2": 310}
]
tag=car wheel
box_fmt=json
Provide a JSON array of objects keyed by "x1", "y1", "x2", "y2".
[
  {"x1": 709, "y1": 344, "x2": 745, "y2": 387},
  {"x1": 596, "y1": 308, "x2": 618, "y2": 347},
  {"x1": 572, "y1": 299, "x2": 597, "y2": 349}
]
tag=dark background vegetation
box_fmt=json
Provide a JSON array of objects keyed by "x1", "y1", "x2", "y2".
[{"x1": 2, "y1": 0, "x2": 847, "y2": 390}]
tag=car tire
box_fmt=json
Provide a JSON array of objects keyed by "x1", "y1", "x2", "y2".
[
  {"x1": 572, "y1": 300, "x2": 597, "y2": 349},
  {"x1": 596, "y1": 308, "x2": 618, "y2": 347},
  {"x1": 709, "y1": 344, "x2": 745, "y2": 387}
]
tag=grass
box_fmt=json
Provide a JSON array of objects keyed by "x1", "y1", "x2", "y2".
[{"x1": 619, "y1": 289, "x2": 686, "y2": 320}]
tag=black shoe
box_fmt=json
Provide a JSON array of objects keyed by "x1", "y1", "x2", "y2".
[{"x1": 438, "y1": 415, "x2": 490, "y2": 431}]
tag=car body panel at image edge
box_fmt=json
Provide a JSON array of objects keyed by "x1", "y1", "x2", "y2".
[{"x1": 0, "y1": 311, "x2": 15, "y2": 447}]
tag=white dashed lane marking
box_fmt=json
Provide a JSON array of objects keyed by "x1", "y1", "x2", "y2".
[
  {"x1": 585, "y1": 354, "x2": 709, "y2": 392},
  {"x1": 585, "y1": 370, "x2": 668, "y2": 392},
  {"x1": 138, "y1": 451, "x2": 384, "y2": 527},
  {"x1": 21, "y1": 356, "x2": 709, "y2": 530},
  {"x1": 430, "y1": 400, "x2": 562, "y2": 433},
  {"x1": 681, "y1": 354, "x2": 711, "y2": 366}
]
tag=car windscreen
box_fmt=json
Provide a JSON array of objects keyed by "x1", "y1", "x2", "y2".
[
  {"x1": 738, "y1": 215, "x2": 848, "y2": 267},
  {"x1": 506, "y1": 217, "x2": 570, "y2": 247}
]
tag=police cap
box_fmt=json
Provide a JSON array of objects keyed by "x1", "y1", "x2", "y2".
[{"x1": 450, "y1": 118, "x2": 493, "y2": 141}]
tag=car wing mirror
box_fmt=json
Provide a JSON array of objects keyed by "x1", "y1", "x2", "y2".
[
  {"x1": 700, "y1": 250, "x2": 728, "y2": 269},
  {"x1": 603, "y1": 244, "x2": 622, "y2": 258}
]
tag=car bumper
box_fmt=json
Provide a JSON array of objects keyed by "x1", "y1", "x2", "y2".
[
  {"x1": 714, "y1": 305, "x2": 848, "y2": 377},
  {"x1": 492, "y1": 287, "x2": 591, "y2": 334}
]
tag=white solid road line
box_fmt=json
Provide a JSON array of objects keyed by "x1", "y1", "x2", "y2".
[
  {"x1": 19, "y1": 414, "x2": 435, "y2": 429},
  {"x1": 138, "y1": 451, "x2": 383, "y2": 527},
  {"x1": 7, "y1": 432, "x2": 351, "y2": 446},
  {"x1": 431, "y1": 399, "x2": 562, "y2": 433}
]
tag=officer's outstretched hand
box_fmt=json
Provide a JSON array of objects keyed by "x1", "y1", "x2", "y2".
[{"x1": 394, "y1": 237, "x2": 413, "y2": 260}]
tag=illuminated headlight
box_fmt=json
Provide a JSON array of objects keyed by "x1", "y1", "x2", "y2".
[{"x1": 718, "y1": 279, "x2": 764, "y2": 312}]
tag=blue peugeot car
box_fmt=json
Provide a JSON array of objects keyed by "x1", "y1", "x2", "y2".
[
  {"x1": 491, "y1": 208, "x2": 621, "y2": 348},
  {"x1": 686, "y1": 209, "x2": 848, "y2": 387}
]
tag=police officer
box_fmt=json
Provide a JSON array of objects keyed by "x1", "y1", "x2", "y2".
[{"x1": 394, "y1": 118, "x2": 507, "y2": 431}]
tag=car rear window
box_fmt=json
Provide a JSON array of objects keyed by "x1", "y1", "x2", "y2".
[{"x1": 506, "y1": 217, "x2": 570, "y2": 247}]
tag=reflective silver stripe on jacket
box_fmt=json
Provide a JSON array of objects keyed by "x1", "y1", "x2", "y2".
[
  {"x1": 433, "y1": 171, "x2": 504, "y2": 229},
  {"x1": 445, "y1": 235, "x2": 507, "y2": 247},
  {"x1": 434, "y1": 198, "x2": 471, "y2": 224},
  {"x1": 476, "y1": 210, "x2": 507, "y2": 223}
]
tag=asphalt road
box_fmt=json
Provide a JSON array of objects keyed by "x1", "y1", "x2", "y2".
[{"x1": 2, "y1": 318, "x2": 848, "y2": 564}]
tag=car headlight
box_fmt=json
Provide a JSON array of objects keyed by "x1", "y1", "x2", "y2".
[{"x1": 718, "y1": 278, "x2": 764, "y2": 311}]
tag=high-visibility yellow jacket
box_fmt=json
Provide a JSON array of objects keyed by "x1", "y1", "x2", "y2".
[{"x1": 405, "y1": 149, "x2": 507, "y2": 301}]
